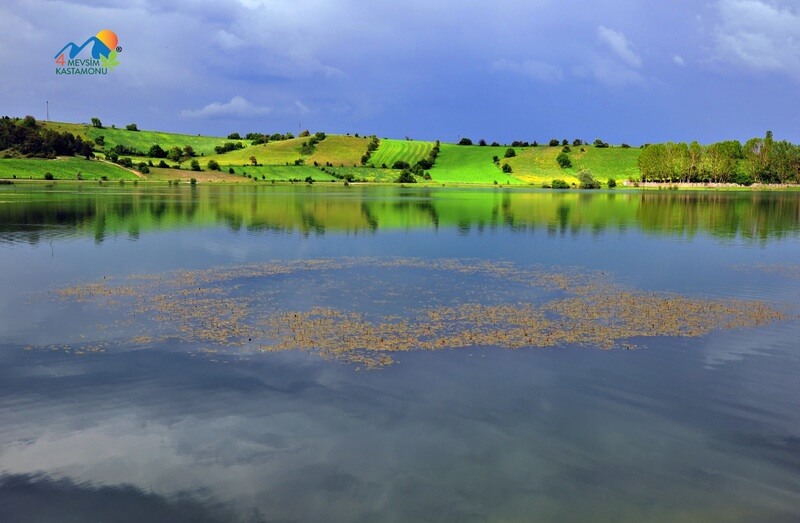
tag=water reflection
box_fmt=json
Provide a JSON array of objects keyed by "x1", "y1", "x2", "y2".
[{"x1": 1, "y1": 185, "x2": 799, "y2": 244}]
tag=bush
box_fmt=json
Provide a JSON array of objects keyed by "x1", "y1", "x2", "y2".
[
  {"x1": 44, "y1": 172, "x2": 54, "y2": 180},
  {"x1": 458, "y1": 138, "x2": 473, "y2": 146},
  {"x1": 502, "y1": 163, "x2": 512, "y2": 173},
  {"x1": 478, "y1": 139, "x2": 487, "y2": 146},
  {"x1": 556, "y1": 152, "x2": 572, "y2": 168},
  {"x1": 126, "y1": 123, "x2": 138, "y2": 131},
  {"x1": 190, "y1": 159, "x2": 201, "y2": 171},
  {"x1": 392, "y1": 160, "x2": 410, "y2": 170},
  {"x1": 504, "y1": 148, "x2": 516, "y2": 158},
  {"x1": 158, "y1": 160, "x2": 169, "y2": 168},
  {"x1": 228, "y1": 167, "x2": 235, "y2": 174},
  {"x1": 395, "y1": 170, "x2": 417, "y2": 183},
  {"x1": 190, "y1": 178, "x2": 197, "y2": 185},
  {"x1": 227, "y1": 132, "x2": 241, "y2": 140},
  {"x1": 549, "y1": 139, "x2": 560, "y2": 147},
  {"x1": 551, "y1": 179, "x2": 569, "y2": 189},
  {"x1": 207, "y1": 160, "x2": 220, "y2": 171},
  {"x1": 734, "y1": 171, "x2": 754, "y2": 186},
  {"x1": 607, "y1": 177, "x2": 617, "y2": 188},
  {"x1": 305, "y1": 176, "x2": 314, "y2": 184},
  {"x1": 578, "y1": 169, "x2": 601, "y2": 189},
  {"x1": 138, "y1": 162, "x2": 150, "y2": 174}
]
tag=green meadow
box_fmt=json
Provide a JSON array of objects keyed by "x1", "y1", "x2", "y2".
[
  {"x1": 431, "y1": 144, "x2": 526, "y2": 184},
  {"x1": 84, "y1": 127, "x2": 245, "y2": 156},
  {"x1": 1, "y1": 119, "x2": 680, "y2": 187},
  {"x1": 505, "y1": 145, "x2": 640, "y2": 185},
  {"x1": 0, "y1": 157, "x2": 137, "y2": 180},
  {"x1": 369, "y1": 139, "x2": 435, "y2": 168}
]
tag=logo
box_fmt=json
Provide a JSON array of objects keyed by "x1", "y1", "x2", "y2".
[{"x1": 54, "y1": 29, "x2": 121, "y2": 75}]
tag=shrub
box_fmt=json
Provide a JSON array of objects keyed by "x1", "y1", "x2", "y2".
[
  {"x1": 228, "y1": 167, "x2": 235, "y2": 174},
  {"x1": 556, "y1": 152, "x2": 572, "y2": 168},
  {"x1": 458, "y1": 138, "x2": 473, "y2": 146},
  {"x1": 607, "y1": 178, "x2": 617, "y2": 188},
  {"x1": 502, "y1": 163, "x2": 512, "y2": 173},
  {"x1": 190, "y1": 159, "x2": 201, "y2": 171},
  {"x1": 158, "y1": 160, "x2": 169, "y2": 168},
  {"x1": 395, "y1": 170, "x2": 417, "y2": 183},
  {"x1": 227, "y1": 132, "x2": 241, "y2": 140},
  {"x1": 551, "y1": 179, "x2": 569, "y2": 189},
  {"x1": 734, "y1": 171, "x2": 754, "y2": 186},
  {"x1": 148, "y1": 144, "x2": 166, "y2": 158},
  {"x1": 561, "y1": 145, "x2": 571, "y2": 153},
  {"x1": 190, "y1": 178, "x2": 197, "y2": 185},
  {"x1": 549, "y1": 139, "x2": 560, "y2": 147},
  {"x1": 138, "y1": 162, "x2": 150, "y2": 174},
  {"x1": 305, "y1": 176, "x2": 314, "y2": 184},
  {"x1": 126, "y1": 123, "x2": 138, "y2": 131},
  {"x1": 578, "y1": 169, "x2": 601, "y2": 189},
  {"x1": 207, "y1": 159, "x2": 220, "y2": 171},
  {"x1": 392, "y1": 160, "x2": 410, "y2": 170},
  {"x1": 44, "y1": 172, "x2": 54, "y2": 180},
  {"x1": 478, "y1": 139, "x2": 487, "y2": 146},
  {"x1": 504, "y1": 148, "x2": 516, "y2": 158}
]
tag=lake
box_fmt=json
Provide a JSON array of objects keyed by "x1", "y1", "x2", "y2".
[{"x1": 1, "y1": 184, "x2": 799, "y2": 522}]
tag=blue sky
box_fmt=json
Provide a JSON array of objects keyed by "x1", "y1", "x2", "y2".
[{"x1": 2, "y1": 0, "x2": 799, "y2": 144}]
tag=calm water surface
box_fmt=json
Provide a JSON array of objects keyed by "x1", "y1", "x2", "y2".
[{"x1": 1, "y1": 184, "x2": 799, "y2": 522}]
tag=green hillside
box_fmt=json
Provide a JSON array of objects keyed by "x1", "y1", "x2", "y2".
[
  {"x1": 203, "y1": 138, "x2": 303, "y2": 166},
  {"x1": 308, "y1": 135, "x2": 370, "y2": 167},
  {"x1": 2, "y1": 119, "x2": 649, "y2": 186},
  {"x1": 369, "y1": 139, "x2": 435, "y2": 168},
  {"x1": 85, "y1": 126, "x2": 245, "y2": 156},
  {"x1": 0, "y1": 157, "x2": 137, "y2": 180},
  {"x1": 431, "y1": 144, "x2": 526, "y2": 184},
  {"x1": 505, "y1": 145, "x2": 640, "y2": 184}
]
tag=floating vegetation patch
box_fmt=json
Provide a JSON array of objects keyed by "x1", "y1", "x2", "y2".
[{"x1": 46, "y1": 258, "x2": 793, "y2": 368}]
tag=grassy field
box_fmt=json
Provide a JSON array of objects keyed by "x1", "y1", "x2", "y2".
[
  {"x1": 202, "y1": 138, "x2": 306, "y2": 166},
  {"x1": 16, "y1": 121, "x2": 644, "y2": 186},
  {"x1": 0, "y1": 158, "x2": 138, "y2": 180},
  {"x1": 308, "y1": 136, "x2": 370, "y2": 167},
  {"x1": 431, "y1": 144, "x2": 526, "y2": 184},
  {"x1": 369, "y1": 139, "x2": 435, "y2": 168},
  {"x1": 505, "y1": 145, "x2": 641, "y2": 185},
  {"x1": 85, "y1": 126, "x2": 245, "y2": 156}
]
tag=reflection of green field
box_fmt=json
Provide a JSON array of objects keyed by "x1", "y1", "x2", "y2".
[
  {"x1": 369, "y1": 139, "x2": 434, "y2": 168},
  {"x1": 432, "y1": 145, "x2": 526, "y2": 184},
  {"x1": 2, "y1": 186, "x2": 798, "y2": 243},
  {"x1": 0, "y1": 158, "x2": 137, "y2": 180}
]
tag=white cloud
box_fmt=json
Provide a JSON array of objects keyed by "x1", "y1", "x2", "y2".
[
  {"x1": 212, "y1": 29, "x2": 245, "y2": 51},
  {"x1": 714, "y1": 0, "x2": 800, "y2": 78},
  {"x1": 597, "y1": 26, "x2": 641, "y2": 68},
  {"x1": 179, "y1": 96, "x2": 272, "y2": 119},
  {"x1": 492, "y1": 58, "x2": 564, "y2": 83},
  {"x1": 672, "y1": 54, "x2": 685, "y2": 66}
]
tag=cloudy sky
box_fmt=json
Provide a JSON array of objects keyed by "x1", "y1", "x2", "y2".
[{"x1": 2, "y1": 0, "x2": 799, "y2": 144}]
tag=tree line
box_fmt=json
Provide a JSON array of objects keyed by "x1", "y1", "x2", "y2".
[
  {"x1": 0, "y1": 116, "x2": 94, "y2": 159},
  {"x1": 638, "y1": 132, "x2": 800, "y2": 184}
]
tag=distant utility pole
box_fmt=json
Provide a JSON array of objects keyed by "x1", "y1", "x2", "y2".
[{"x1": 46, "y1": 101, "x2": 49, "y2": 121}]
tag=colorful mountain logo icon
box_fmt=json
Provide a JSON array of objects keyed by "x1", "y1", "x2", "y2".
[{"x1": 55, "y1": 30, "x2": 121, "y2": 75}]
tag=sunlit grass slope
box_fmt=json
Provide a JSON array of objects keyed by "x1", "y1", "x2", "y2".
[
  {"x1": 506, "y1": 146, "x2": 641, "y2": 185},
  {"x1": 369, "y1": 140, "x2": 435, "y2": 168},
  {"x1": 308, "y1": 136, "x2": 370, "y2": 167},
  {"x1": 431, "y1": 144, "x2": 526, "y2": 184},
  {"x1": 0, "y1": 158, "x2": 137, "y2": 180},
  {"x1": 83, "y1": 126, "x2": 245, "y2": 156}
]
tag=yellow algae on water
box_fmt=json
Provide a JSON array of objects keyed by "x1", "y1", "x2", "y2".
[{"x1": 45, "y1": 258, "x2": 794, "y2": 367}]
